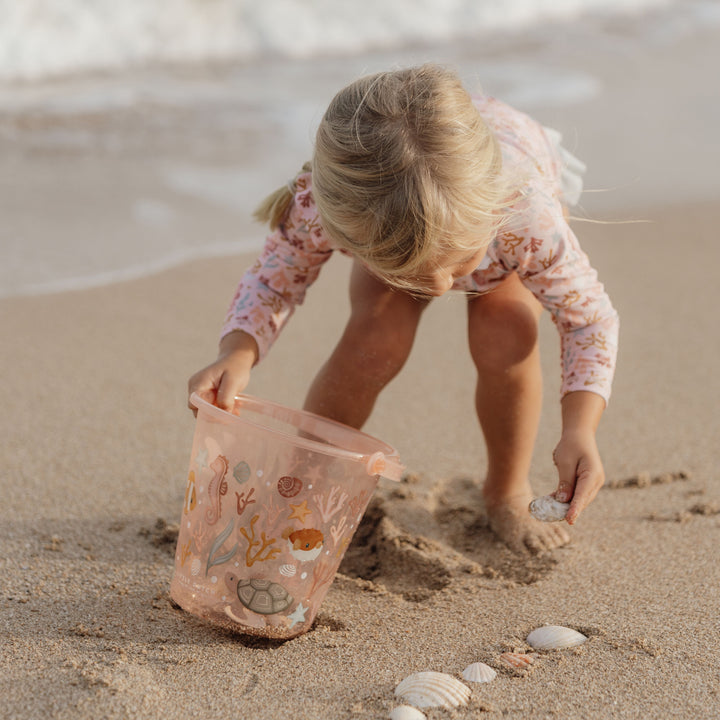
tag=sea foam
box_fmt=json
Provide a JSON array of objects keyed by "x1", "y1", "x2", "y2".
[{"x1": 0, "y1": 0, "x2": 676, "y2": 82}]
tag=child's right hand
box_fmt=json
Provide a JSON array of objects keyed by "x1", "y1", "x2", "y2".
[{"x1": 187, "y1": 331, "x2": 259, "y2": 415}]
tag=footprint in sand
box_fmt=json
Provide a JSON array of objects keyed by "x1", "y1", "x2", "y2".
[
  {"x1": 430, "y1": 476, "x2": 562, "y2": 584},
  {"x1": 140, "y1": 518, "x2": 180, "y2": 548},
  {"x1": 338, "y1": 499, "x2": 455, "y2": 602},
  {"x1": 605, "y1": 470, "x2": 691, "y2": 489},
  {"x1": 647, "y1": 501, "x2": 720, "y2": 523},
  {"x1": 605, "y1": 469, "x2": 718, "y2": 524},
  {"x1": 339, "y1": 475, "x2": 562, "y2": 600}
]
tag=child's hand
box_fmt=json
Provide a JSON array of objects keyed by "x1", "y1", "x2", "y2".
[
  {"x1": 552, "y1": 389, "x2": 607, "y2": 525},
  {"x1": 187, "y1": 331, "x2": 259, "y2": 415},
  {"x1": 552, "y1": 429, "x2": 605, "y2": 525}
]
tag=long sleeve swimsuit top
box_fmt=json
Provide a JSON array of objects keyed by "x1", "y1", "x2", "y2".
[{"x1": 221, "y1": 95, "x2": 620, "y2": 404}]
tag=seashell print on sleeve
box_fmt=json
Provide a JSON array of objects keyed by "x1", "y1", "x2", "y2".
[
  {"x1": 221, "y1": 171, "x2": 334, "y2": 360},
  {"x1": 495, "y1": 185, "x2": 619, "y2": 404},
  {"x1": 469, "y1": 96, "x2": 619, "y2": 404}
]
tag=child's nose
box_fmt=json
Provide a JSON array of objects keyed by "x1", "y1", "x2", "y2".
[{"x1": 428, "y1": 274, "x2": 454, "y2": 296}]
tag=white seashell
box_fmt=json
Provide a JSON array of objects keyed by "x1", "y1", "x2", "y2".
[
  {"x1": 279, "y1": 564, "x2": 297, "y2": 577},
  {"x1": 190, "y1": 558, "x2": 201, "y2": 576},
  {"x1": 389, "y1": 706, "x2": 426, "y2": 720},
  {"x1": 526, "y1": 625, "x2": 587, "y2": 650},
  {"x1": 395, "y1": 672, "x2": 470, "y2": 709},
  {"x1": 499, "y1": 652, "x2": 535, "y2": 670},
  {"x1": 462, "y1": 662, "x2": 497, "y2": 683},
  {"x1": 529, "y1": 495, "x2": 570, "y2": 522}
]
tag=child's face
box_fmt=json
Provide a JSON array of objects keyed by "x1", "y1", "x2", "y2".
[{"x1": 409, "y1": 245, "x2": 488, "y2": 297}]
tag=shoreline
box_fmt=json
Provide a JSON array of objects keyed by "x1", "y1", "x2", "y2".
[
  {"x1": 0, "y1": 0, "x2": 699, "y2": 85},
  {"x1": 2, "y1": 15, "x2": 719, "y2": 299}
]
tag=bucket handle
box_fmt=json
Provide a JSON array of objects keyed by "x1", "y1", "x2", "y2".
[{"x1": 365, "y1": 451, "x2": 404, "y2": 482}]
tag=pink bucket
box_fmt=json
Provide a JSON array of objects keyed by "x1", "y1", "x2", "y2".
[{"x1": 170, "y1": 393, "x2": 404, "y2": 639}]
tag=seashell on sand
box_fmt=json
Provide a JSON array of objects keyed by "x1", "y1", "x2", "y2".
[
  {"x1": 526, "y1": 625, "x2": 587, "y2": 650},
  {"x1": 394, "y1": 671, "x2": 471, "y2": 709},
  {"x1": 389, "y1": 706, "x2": 426, "y2": 720},
  {"x1": 529, "y1": 495, "x2": 570, "y2": 522},
  {"x1": 279, "y1": 564, "x2": 297, "y2": 577},
  {"x1": 462, "y1": 662, "x2": 497, "y2": 683},
  {"x1": 499, "y1": 652, "x2": 535, "y2": 670}
]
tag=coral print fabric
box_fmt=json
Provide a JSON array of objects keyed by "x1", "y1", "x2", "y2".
[{"x1": 221, "y1": 95, "x2": 619, "y2": 403}]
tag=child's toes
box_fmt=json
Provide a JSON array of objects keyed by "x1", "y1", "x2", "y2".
[
  {"x1": 526, "y1": 522, "x2": 571, "y2": 554},
  {"x1": 547, "y1": 523, "x2": 571, "y2": 548},
  {"x1": 485, "y1": 493, "x2": 572, "y2": 555}
]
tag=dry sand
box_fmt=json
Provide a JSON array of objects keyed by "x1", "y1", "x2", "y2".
[{"x1": 2, "y1": 19, "x2": 720, "y2": 720}]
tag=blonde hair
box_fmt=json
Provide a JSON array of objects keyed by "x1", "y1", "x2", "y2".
[
  {"x1": 253, "y1": 160, "x2": 313, "y2": 229},
  {"x1": 255, "y1": 64, "x2": 520, "y2": 290}
]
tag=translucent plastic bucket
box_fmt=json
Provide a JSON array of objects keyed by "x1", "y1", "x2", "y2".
[{"x1": 170, "y1": 392, "x2": 404, "y2": 639}]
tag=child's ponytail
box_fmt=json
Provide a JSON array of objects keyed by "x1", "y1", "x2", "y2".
[{"x1": 253, "y1": 161, "x2": 312, "y2": 229}]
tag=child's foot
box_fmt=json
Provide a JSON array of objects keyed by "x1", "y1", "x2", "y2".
[{"x1": 483, "y1": 489, "x2": 571, "y2": 555}]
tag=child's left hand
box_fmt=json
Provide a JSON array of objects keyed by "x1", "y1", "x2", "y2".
[{"x1": 552, "y1": 428, "x2": 605, "y2": 525}]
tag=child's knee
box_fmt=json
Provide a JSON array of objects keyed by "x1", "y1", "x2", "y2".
[{"x1": 468, "y1": 297, "x2": 540, "y2": 373}]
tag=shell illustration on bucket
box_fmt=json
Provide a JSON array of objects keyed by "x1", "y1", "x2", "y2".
[{"x1": 170, "y1": 393, "x2": 404, "y2": 639}]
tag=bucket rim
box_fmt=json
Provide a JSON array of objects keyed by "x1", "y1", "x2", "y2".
[{"x1": 189, "y1": 392, "x2": 404, "y2": 481}]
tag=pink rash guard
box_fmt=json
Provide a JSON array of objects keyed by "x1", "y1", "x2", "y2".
[{"x1": 221, "y1": 95, "x2": 619, "y2": 403}]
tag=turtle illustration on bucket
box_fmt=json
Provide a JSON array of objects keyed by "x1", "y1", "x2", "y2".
[{"x1": 170, "y1": 393, "x2": 404, "y2": 639}]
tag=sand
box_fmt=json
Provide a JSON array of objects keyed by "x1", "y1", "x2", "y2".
[{"x1": 2, "y1": 16, "x2": 720, "y2": 720}]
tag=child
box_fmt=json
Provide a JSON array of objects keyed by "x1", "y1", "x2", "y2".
[{"x1": 188, "y1": 64, "x2": 619, "y2": 555}]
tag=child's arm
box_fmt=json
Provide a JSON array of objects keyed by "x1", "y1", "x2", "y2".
[
  {"x1": 501, "y1": 185, "x2": 618, "y2": 524},
  {"x1": 221, "y1": 172, "x2": 333, "y2": 363},
  {"x1": 188, "y1": 171, "x2": 333, "y2": 413},
  {"x1": 552, "y1": 390, "x2": 606, "y2": 524},
  {"x1": 187, "y1": 330, "x2": 259, "y2": 414}
]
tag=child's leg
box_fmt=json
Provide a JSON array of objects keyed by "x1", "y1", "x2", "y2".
[
  {"x1": 304, "y1": 262, "x2": 429, "y2": 428},
  {"x1": 467, "y1": 272, "x2": 570, "y2": 554}
]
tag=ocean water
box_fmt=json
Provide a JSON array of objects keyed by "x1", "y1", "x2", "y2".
[
  {"x1": 1, "y1": 0, "x2": 718, "y2": 298},
  {"x1": 0, "y1": 0, "x2": 678, "y2": 82}
]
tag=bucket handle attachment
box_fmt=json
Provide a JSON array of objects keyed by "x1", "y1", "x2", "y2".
[{"x1": 366, "y1": 451, "x2": 404, "y2": 482}]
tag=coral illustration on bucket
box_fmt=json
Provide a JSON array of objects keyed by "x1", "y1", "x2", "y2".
[{"x1": 170, "y1": 393, "x2": 403, "y2": 639}]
